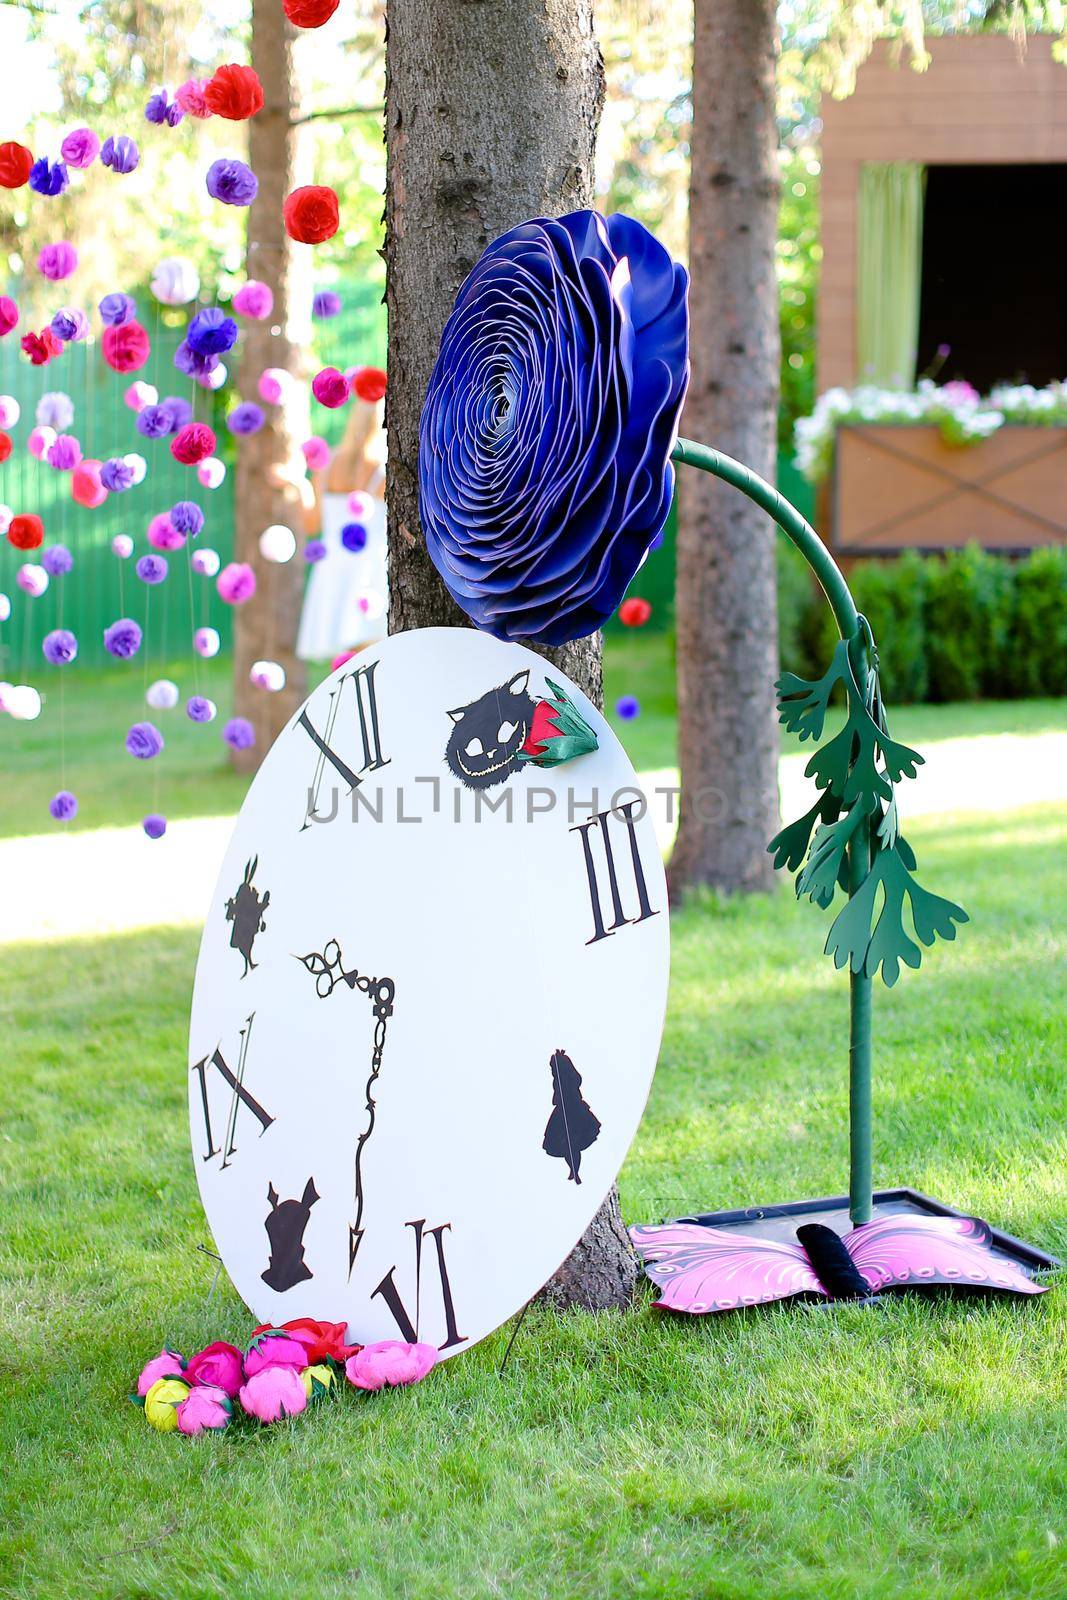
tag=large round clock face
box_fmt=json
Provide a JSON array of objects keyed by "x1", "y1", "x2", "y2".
[{"x1": 189, "y1": 628, "x2": 669, "y2": 1359}]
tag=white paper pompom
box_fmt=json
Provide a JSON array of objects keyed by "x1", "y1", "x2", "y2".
[
  {"x1": 8, "y1": 684, "x2": 42, "y2": 720},
  {"x1": 0, "y1": 592, "x2": 10, "y2": 623},
  {"x1": 204, "y1": 362, "x2": 228, "y2": 392},
  {"x1": 197, "y1": 457, "x2": 226, "y2": 489},
  {"x1": 35, "y1": 391, "x2": 75, "y2": 431},
  {"x1": 112, "y1": 534, "x2": 134, "y2": 559},
  {"x1": 0, "y1": 396, "x2": 20, "y2": 429},
  {"x1": 123, "y1": 452, "x2": 148, "y2": 485},
  {"x1": 194, "y1": 626, "x2": 221, "y2": 658},
  {"x1": 250, "y1": 659, "x2": 286, "y2": 692},
  {"x1": 0, "y1": 681, "x2": 13, "y2": 714},
  {"x1": 190, "y1": 547, "x2": 221, "y2": 577},
  {"x1": 0, "y1": 505, "x2": 12, "y2": 536},
  {"x1": 151, "y1": 256, "x2": 200, "y2": 306},
  {"x1": 146, "y1": 678, "x2": 180, "y2": 710},
  {"x1": 258, "y1": 524, "x2": 297, "y2": 564},
  {"x1": 16, "y1": 564, "x2": 48, "y2": 597}
]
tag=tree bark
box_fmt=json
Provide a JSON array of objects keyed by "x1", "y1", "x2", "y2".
[
  {"x1": 231, "y1": 0, "x2": 312, "y2": 772},
  {"x1": 671, "y1": 0, "x2": 781, "y2": 894},
  {"x1": 385, "y1": 0, "x2": 633, "y2": 1309}
]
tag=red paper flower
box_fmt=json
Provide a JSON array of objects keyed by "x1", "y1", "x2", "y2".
[
  {"x1": 251, "y1": 1318, "x2": 359, "y2": 1365},
  {"x1": 101, "y1": 320, "x2": 151, "y2": 373},
  {"x1": 0, "y1": 432, "x2": 11, "y2": 464},
  {"x1": 618, "y1": 596, "x2": 652, "y2": 627},
  {"x1": 283, "y1": 185, "x2": 339, "y2": 244},
  {"x1": 352, "y1": 366, "x2": 387, "y2": 403},
  {"x1": 283, "y1": 0, "x2": 339, "y2": 26},
  {"x1": 0, "y1": 141, "x2": 33, "y2": 189},
  {"x1": 204, "y1": 63, "x2": 265, "y2": 121},
  {"x1": 8, "y1": 513, "x2": 44, "y2": 550},
  {"x1": 21, "y1": 330, "x2": 61, "y2": 366},
  {"x1": 522, "y1": 699, "x2": 559, "y2": 761},
  {"x1": 171, "y1": 422, "x2": 217, "y2": 465}
]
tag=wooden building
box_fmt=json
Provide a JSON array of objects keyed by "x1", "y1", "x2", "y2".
[{"x1": 817, "y1": 35, "x2": 1067, "y2": 555}]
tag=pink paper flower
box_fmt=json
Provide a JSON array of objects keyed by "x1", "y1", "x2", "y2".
[
  {"x1": 232, "y1": 280, "x2": 273, "y2": 320},
  {"x1": 243, "y1": 1330, "x2": 309, "y2": 1377},
  {"x1": 239, "y1": 1364, "x2": 308, "y2": 1424},
  {"x1": 301, "y1": 435, "x2": 330, "y2": 470},
  {"x1": 147, "y1": 512, "x2": 186, "y2": 551},
  {"x1": 216, "y1": 561, "x2": 256, "y2": 605},
  {"x1": 175, "y1": 79, "x2": 211, "y2": 119},
  {"x1": 136, "y1": 1347, "x2": 185, "y2": 1396},
  {"x1": 185, "y1": 1340, "x2": 244, "y2": 1397},
  {"x1": 176, "y1": 1383, "x2": 232, "y2": 1435},
  {"x1": 344, "y1": 1340, "x2": 438, "y2": 1392}
]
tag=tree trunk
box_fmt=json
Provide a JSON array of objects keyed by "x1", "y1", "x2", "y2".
[
  {"x1": 385, "y1": 0, "x2": 634, "y2": 1310},
  {"x1": 671, "y1": 0, "x2": 781, "y2": 894},
  {"x1": 231, "y1": 0, "x2": 312, "y2": 772}
]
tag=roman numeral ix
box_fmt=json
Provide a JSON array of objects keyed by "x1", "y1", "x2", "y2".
[{"x1": 191, "y1": 1013, "x2": 274, "y2": 1168}]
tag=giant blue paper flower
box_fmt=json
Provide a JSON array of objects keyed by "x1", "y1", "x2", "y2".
[{"x1": 418, "y1": 210, "x2": 689, "y2": 644}]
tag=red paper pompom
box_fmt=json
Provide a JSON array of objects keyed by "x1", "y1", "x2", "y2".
[
  {"x1": 0, "y1": 141, "x2": 33, "y2": 189},
  {"x1": 21, "y1": 330, "x2": 60, "y2": 367},
  {"x1": 171, "y1": 423, "x2": 217, "y2": 465},
  {"x1": 618, "y1": 596, "x2": 652, "y2": 627},
  {"x1": 0, "y1": 432, "x2": 12, "y2": 463},
  {"x1": 8, "y1": 513, "x2": 44, "y2": 550},
  {"x1": 283, "y1": 0, "x2": 339, "y2": 25},
  {"x1": 352, "y1": 366, "x2": 387, "y2": 403},
  {"x1": 204, "y1": 64, "x2": 265, "y2": 121},
  {"x1": 283, "y1": 185, "x2": 339, "y2": 245},
  {"x1": 102, "y1": 320, "x2": 151, "y2": 373}
]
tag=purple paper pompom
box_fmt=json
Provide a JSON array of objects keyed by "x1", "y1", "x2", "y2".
[
  {"x1": 136, "y1": 554, "x2": 168, "y2": 585},
  {"x1": 42, "y1": 627, "x2": 78, "y2": 664},
  {"x1": 137, "y1": 405, "x2": 170, "y2": 440},
  {"x1": 100, "y1": 457, "x2": 135, "y2": 492},
  {"x1": 101, "y1": 135, "x2": 139, "y2": 174},
  {"x1": 226, "y1": 402, "x2": 264, "y2": 436},
  {"x1": 170, "y1": 501, "x2": 204, "y2": 536},
  {"x1": 615, "y1": 695, "x2": 641, "y2": 720},
  {"x1": 304, "y1": 539, "x2": 327, "y2": 563},
  {"x1": 187, "y1": 307, "x2": 237, "y2": 356},
  {"x1": 142, "y1": 813, "x2": 167, "y2": 839},
  {"x1": 206, "y1": 158, "x2": 258, "y2": 207},
  {"x1": 60, "y1": 128, "x2": 99, "y2": 169},
  {"x1": 38, "y1": 242, "x2": 78, "y2": 281},
  {"x1": 29, "y1": 158, "x2": 69, "y2": 197},
  {"x1": 104, "y1": 617, "x2": 142, "y2": 658},
  {"x1": 47, "y1": 435, "x2": 81, "y2": 471},
  {"x1": 165, "y1": 101, "x2": 184, "y2": 128},
  {"x1": 50, "y1": 307, "x2": 89, "y2": 343},
  {"x1": 126, "y1": 721, "x2": 164, "y2": 760},
  {"x1": 223, "y1": 716, "x2": 256, "y2": 751},
  {"x1": 50, "y1": 790, "x2": 78, "y2": 821},
  {"x1": 159, "y1": 396, "x2": 193, "y2": 433},
  {"x1": 341, "y1": 521, "x2": 367, "y2": 552},
  {"x1": 144, "y1": 90, "x2": 169, "y2": 125},
  {"x1": 312, "y1": 290, "x2": 342, "y2": 319},
  {"x1": 42, "y1": 545, "x2": 73, "y2": 576},
  {"x1": 186, "y1": 694, "x2": 217, "y2": 723},
  {"x1": 174, "y1": 339, "x2": 219, "y2": 379},
  {"x1": 99, "y1": 291, "x2": 136, "y2": 327}
]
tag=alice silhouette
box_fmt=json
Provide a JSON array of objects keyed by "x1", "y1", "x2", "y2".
[{"x1": 542, "y1": 1049, "x2": 601, "y2": 1184}]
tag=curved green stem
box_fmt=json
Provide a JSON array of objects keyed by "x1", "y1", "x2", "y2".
[{"x1": 671, "y1": 435, "x2": 874, "y2": 1225}]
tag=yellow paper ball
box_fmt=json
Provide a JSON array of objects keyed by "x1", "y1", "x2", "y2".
[{"x1": 144, "y1": 1376, "x2": 191, "y2": 1432}]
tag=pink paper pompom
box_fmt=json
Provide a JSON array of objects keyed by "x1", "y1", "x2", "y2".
[
  {"x1": 312, "y1": 366, "x2": 350, "y2": 408},
  {"x1": 344, "y1": 1340, "x2": 438, "y2": 1392},
  {"x1": 348, "y1": 489, "x2": 374, "y2": 520},
  {"x1": 27, "y1": 425, "x2": 56, "y2": 461},
  {"x1": 124, "y1": 379, "x2": 158, "y2": 412},
  {"x1": 175, "y1": 78, "x2": 211, "y2": 119},
  {"x1": 37, "y1": 241, "x2": 78, "y2": 282},
  {"x1": 176, "y1": 1383, "x2": 231, "y2": 1435},
  {"x1": 136, "y1": 1347, "x2": 185, "y2": 1396},
  {"x1": 238, "y1": 1364, "x2": 308, "y2": 1425},
  {"x1": 197, "y1": 456, "x2": 226, "y2": 489},
  {"x1": 232, "y1": 280, "x2": 273, "y2": 320},
  {"x1": 258, "y1": 366, "x2": 289, "y2": 404},
  {"x1": 71, "y1": 459, "x2": 108, "y2": 508},
  {"x1": 17, "y1": 563, "x2": 49, "y2": 597},
  {"x1": 301, "y1": 436, "x2": 330, "y2": 471},
  {"x1": 147, "y1": 512, "x2": 186, "y2": 551},
  {"x1": 216, "y1": 561, "x2": 256, "y2": 604},
  {"x1": 171, "y1": 422, "x2": 216, "y2": 465},
  {"x1": 185, "y1": 1340, "x2": 244, "y2": 1397},
  {"x1": 60, "y1": 127, "x2": 100, "y2": 169},
  {"x1": 244, "y1": 1331, "x2": 309, "y2": 1377}
]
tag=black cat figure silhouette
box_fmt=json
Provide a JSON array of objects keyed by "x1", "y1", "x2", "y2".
[
  {"x1": 225, "y1": 856, "x2": 270, "y2": 978},
  {"x1": 261, "y1": 1177, "x2": 318, "y2": 1292},
  {"x1": 542, "y1": 1049, "x2": 601, "y2": 1184},
  {"x1": 444, "y1": 670, "x2": 537, "y2": 789}
]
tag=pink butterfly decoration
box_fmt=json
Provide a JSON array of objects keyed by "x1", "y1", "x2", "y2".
[{"x1": 630, "y1": 1213, "x2": 1047, "y2": 1315}]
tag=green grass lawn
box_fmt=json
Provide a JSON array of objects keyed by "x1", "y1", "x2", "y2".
[{"x1": 1, "y1": 703, "x2": 1064, "y2": 1596}]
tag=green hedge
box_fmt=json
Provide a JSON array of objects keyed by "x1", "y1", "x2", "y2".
[{"x1": 784, "y1": 546, "x2": 1067, "y2": 703}]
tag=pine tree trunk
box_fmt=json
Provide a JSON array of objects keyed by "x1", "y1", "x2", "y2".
[
  {"x1": 231, "y1": 0, "x2": 312, "y2": 772},
  {"x1": 671, "y1": 0, "x2": 781, "y2": 894},
  {"x1": 385, "y1": 0, "x2": 633, "y2": 1310}
]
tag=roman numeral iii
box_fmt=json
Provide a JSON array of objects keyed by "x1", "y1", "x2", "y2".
[{"x1": 572, "y1": 802, "x2": 659, "y2": 944}]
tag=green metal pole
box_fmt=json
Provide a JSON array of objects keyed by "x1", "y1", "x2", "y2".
[{"x1": 671, "y1": 436, "x2": 874, "y2": 1224}]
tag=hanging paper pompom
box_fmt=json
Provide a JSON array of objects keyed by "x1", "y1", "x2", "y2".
[
  {"x1": 146, "y1": 679, "x2": 180, "y2": 710},
  {"x1": 258, "y1": 368, "x2": 290, "y2": 405},
  {"x1": 136, "y1": 404, "x2": 170, "y2": 440},
  {"x1": 124, "y1": 379, "x2": 157, "y2": 411},
  {"x1": 351, "y1": 366, "x2": 387, "y2": 403},
  {"x1": 49, "y1": 790, "x2": 78, "y2": 820},
  {"x1": 615, "y1": 695, "x2": 640, "y2": 720},
  {"x1": 259, "y1": 524, "x2": 296, "y2": 563},
  {"x1": 37, "y1": 391, "x2": 75, "y2": 430},
  {"x1": 0, "y1": 432, "x2": 10, "y2": 463},
  {"x1": 187, "y1": 306, "x2": 238, "y2": 356},
  {"x1": 0, "y1": 141, "x2": 34, "y2": 188},
  {"x1": 6, "y1": 682, "x2": 43, "y2": 717},
  {"x1": 171, "y1": 501, "x2": 204, "y2": 536},
  {"x1": 126, "y1": 722, "x2": 164, "y2": 760},
  {"x1": 160, "y1": 396, "x2": 193, "y2": 433},
  {"x1": 100, "y1": 291, "x2": 137, "y2": 327},
  {"x1": 205, "y1": 64, "x2": 264, "y2": 120},
  {"x1": 50, "y1": 308, "x2": 89, "y2": 343},
  {"x1": 29, "y1": 157, "x2": 69, "y2": 196},
  {"x1": 312, "y1": 290, "x2": 341, "y2": 319},
  {"x1": 103, "y1": 617, "x2": 142, "y2": 657},
  {"x1": 72, "y1": 460, "x2": 108, "y2": 508},
  {"x1": 0, "y1": 592, "x2": 9, "y2": 622},
  {"x1": 187, "y1": 694, "x2": 218, "y2": 722},
  {"x1": 171, "y1": 423, "x2": 216, "y2": 465},
  {"x1": 136, "y1": 554, "x2": 168, "y2": 585},
  {"x1": 250, "y1": 659, "x2": 286, "y2": 692},
  {"x1": 200, "y1": 360, "x2": 228, "y2": 391},
  {"x1": 60, "y1": 128, "x2": 99, "y2": 169},
  {"x1": 0, "y1": 297, "x2": 18, "y2": 336},
  {"x1": 174, "y1": 340, "x2": 219, "y2": 381},
  {"x1": 304, "y1": 538, "x2": 327, "y2": 563},
  {"x1": 147, "y1": 513, "x2": 184, "y2": 551},
  {"x1": 28, "y1": 426, "x2": 56, "y2": 460},
  {"x1": 42, "y1": 544, "x2": 73, "y2": 575},
  {"x1": 197, "y1": 457, "x2": 226, "y2": 489},
  {"x1": 21, "y1": 329, "x2": 63, "y2": 366},
  {"x1": 283, "y1": 0, "x2": 339, "y2": 27},
  {"x1": 217, "y1": 562, "x2": 256, "y2": 604},
  {"x1": 0, "y1": 397, "x2": 18, "y2": 427},
  {"x1": 37, "y1": 241, "x2": 78, "y2": 281},
  {"x1": 100, "y1": 458, "x2": 135, "y2": 493},
  {"x1": 191, "y1": 547, "x2": 220, "y2": 576},
  {"x1": 100, "y1": 135, "x2": 139, "y2": 174},
  {"x1": 102, "y1": 320, "x2": 151, "y2": 372},
  {"x1": 151, "y1": 258, "x2": 199, "y2": 306},
  {"x1": 347, "y1": 490, "x2": 373, "y2": 519},
  {"x1": 206, "y1": 159, "x2": 258, "y2": 207},
  {"x1": 312, "y1": 367, "x2": 349, "y2": 408},
  {"x1": 47, "y1": 435, "x2": 82, "y2": 471},
  {"x1": 0, "y1": 506, "x2": 11, "y2": 535},
  {"x1": 301, "y1": 436, "x2": 330, "y2": 470},
  {"x1": 8, "y1": 513, "x2": 44, "y2": 550},
  {"x1": 193, "y1": 626, "x2": 220, "y2": 658},
  {"x1": 283, "y1": 185, "x2": 339, "y2": 244},
  {"x1": 16, "y1": 564, "x2": 49, "y2": 598},
  {"x1": 223, "y1": 716, "x2": 256, "y2": 750},
  {"x1": 143, "y1": 813, "x2": 168, "y2": 839},
  {"x1": 176, "y1": 80, "x2": 211, "y2": 118},
  {"x1": 124, "y1": 453, "x2": 148, "y2": 484},
  {"x1": 227, "y1": 402, "x2": 264, "y2": 436},
  {"x1": 232, "y1": 280, "x2": 273, "y2": 319},
  {"x1": 618, "y1": 597, "x2": 652, "y2": 627},
  {"x1": 145, "y1": 89, "x2": 183, "y2": 126},
  {"x1": 111, "y1": 534, "x2": 134, "y2": 559},
  {"x1": 341, "y1": 521, "x2": 367, "y2": 552},
  {"x1": 42, "y1": 628, "x2": 78, "y2": 665}
]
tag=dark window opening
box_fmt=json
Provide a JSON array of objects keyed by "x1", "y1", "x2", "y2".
[{"x1": 916, "y1": 163, "x2": 1067, "y2": 393}]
